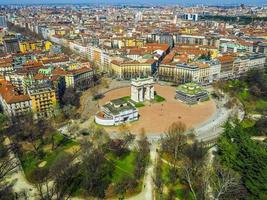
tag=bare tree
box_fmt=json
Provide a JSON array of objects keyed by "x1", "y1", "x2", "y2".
[
  {"x1": 182, "y1": 142, "x2": 208, "y2": 200},
  {"x1": 134, "y1": 130, "x2": 150, "y2": 179},
  {"x1": 161, "y1": 121, "x2": 187, "y2": 160},
  {"x1": 210, "y1": 163, "x2": 247, "y2": 200},
  {"x1": 153, "y1": 158, "x2": 163, "y2": 197},
  {"x1": 33, "y1": 153, "x2": 80, "y2": 200},
  {"x1": 0, "y1": 145, "x2": 19, "y2": 182}
]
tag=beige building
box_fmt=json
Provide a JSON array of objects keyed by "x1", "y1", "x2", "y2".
[
  {"x1": 159, "y1": 60, "x2": 221, "y2": 84},
  {"x1": 65, "y1": 66, "x2": 94, "y2": 89},
  {"x1": 111, "y1": 59, "x2": 156, "y2": 79}
]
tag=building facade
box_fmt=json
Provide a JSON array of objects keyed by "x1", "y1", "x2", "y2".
[{"x1": 27, "y1": 85, "x2": 57, "y2": 118}]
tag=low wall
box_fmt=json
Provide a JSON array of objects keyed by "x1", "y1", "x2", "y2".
[{"x1": 95, "y1": 115, "x2": 114, "y2": 126}]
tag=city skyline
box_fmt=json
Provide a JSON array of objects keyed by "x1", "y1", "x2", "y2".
[
  {"x1": 0, "y1": 3, "x2": 266, "y2": 200},
  {"x1": 0, "y1": 0, "x2": 267, "y2": 6}
]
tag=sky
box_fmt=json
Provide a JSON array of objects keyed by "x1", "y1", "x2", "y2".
[{"x1": 0, "y1": 0, "x2": 266, "y2": 6}]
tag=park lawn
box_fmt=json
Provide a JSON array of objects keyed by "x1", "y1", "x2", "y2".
[
  {"x1": 160, "y1": 161, "x2": 193, "y2": 200},
  {"x1": 134, "y1": 102, "x2": 145, "y2": 108},
  {"x1": 240, "y1": 98, "x2": 267, "y2": 114},
  {"x1": 241, "y1": 118, "x2": 256, "y2": 128},
  {"x1": 121, "y1": 96, "x2": 131, "y2": 101},
  {"x1": 225, "y1": 80, "x2": 267, "y2": 114},
  {"x1": 20, "y1": 133, "x2": 78, "y2": 182},
  {"x1": 121, "y1": 95, "x2": 165, "y2": 108},
  {"x1": 153, "y1": 95, "x2": 166, "y2": 103},
  {"x1": 108, "y1": 151, "x2": 137, "y2": 184}
]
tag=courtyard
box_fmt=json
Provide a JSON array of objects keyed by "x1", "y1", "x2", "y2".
[{"x1": 98, "y1": 84, "x2": 216, "y2": 135}]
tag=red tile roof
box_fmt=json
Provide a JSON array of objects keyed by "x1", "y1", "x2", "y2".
[{"x1": 0, "y1": 80, "x2": 31, "y2": 104}]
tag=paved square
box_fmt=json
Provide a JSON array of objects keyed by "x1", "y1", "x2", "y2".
[{"x1": 99, "y1": 84, "x2": 216, "y2": 135}]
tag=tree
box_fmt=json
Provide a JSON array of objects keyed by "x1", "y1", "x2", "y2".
[
  {"x1": 89, "y1": 123, "x2": 110, "y2": 148},
  {"x1": 62, "y1": 88, "x2": 80, "y2": 107},
  {"x1": 0, "y1": 114, "x2": 8, "y2": 132},
  {"x1": 0, "y1": 116, "x2": 19, "y2": 184},
  {"x1": 255, "y1": 117, "x2": 267, "y2": 135},
  {"x1": 0, "y1": 184, "x2": 15, "y2": 200},
  {"x1": 161, "y1": 121, "x2": 187, "y2": 160},
  {"x1": 245, "y1": 69, "x2": 267, "y2": 97},
  {"x1": 108, "y1": 131, "x2": 135, "y2": 157},
  {"x1": 32, "y1": 153, "x2": 80, "y2": 200},
  {"x1": 81, "y1": 146, "x2": 113, "y2": 198},
  {"x1": 134, "y1": 131, "x2": 150, "y2": 179},
  {"x1": 49, "y1": 153, "x2": 80, "y2": 200},
  {"x1": 114, "y1": 176, "x2": 138, "y2": 197},
  {"x1": 210, "y1": 162, "x2": 248, "y2": 200},
  {"x1": 217, "y1": 120, "x2": 267, "y2": 199},
  {"x1": 250, "y1": 85, "x2": 262, "y2": 97},
  {"x1": 153, "y1": 158, "x2": 163, "y2": 196},
  {"x1": 182, "y1": 141, "x2": 207, "y2": 200},
  {"x1": 91, "y1": 84, "x2": 101, "y2": 100}
]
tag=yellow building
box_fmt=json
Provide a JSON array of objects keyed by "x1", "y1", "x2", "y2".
[
  {"x1": 45, "y1": 41, "x2": 53, "y2": 51},
  {"x1": 28, "y1": 86, "x2": 57, "y2": 118},
  {"x1": 19, "y1": 41, "x2": 43, "y2": 53}
]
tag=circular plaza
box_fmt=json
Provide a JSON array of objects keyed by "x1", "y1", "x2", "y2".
[{"x1": 98, "y1": 84, "x2": 216, "y2": 135}]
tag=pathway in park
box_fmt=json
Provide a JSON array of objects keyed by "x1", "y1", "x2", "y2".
[
  {"x1": 4, "y1": 138, "x2": 37, "y2": 199},
  {"x1": 128, "y1": 143, "x2": 157, "y2": 200}
]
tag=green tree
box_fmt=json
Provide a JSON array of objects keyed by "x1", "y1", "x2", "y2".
[
  {"x1": 81, "y1": 147, "x2": 113, "y2": 198},
  {"x1": 217, "y1": 120, "x2": 267, "y2": 199}
]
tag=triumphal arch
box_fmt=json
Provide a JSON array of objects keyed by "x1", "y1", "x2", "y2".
[{"x1": 131, "y1": 77, "x2": 154, "y2": 102}]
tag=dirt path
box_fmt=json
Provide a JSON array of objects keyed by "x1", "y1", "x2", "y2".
[{"x1": 127, "y1": 144, "x2": 157, "y2": 200}]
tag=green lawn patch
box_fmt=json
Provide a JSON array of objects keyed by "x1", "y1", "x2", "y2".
[
  {"x1": 120, "y1": 95, "x2": 165, "y2": 108},
  {"x1": 20, "y1": 152, "x2": 39, "y2": 178},
  {"x1": 255, "y1": 99, "x2": 267, "y2": 112},
  {"x1": 241, "y1": 118, "x2": 256, "y2": 128},
  {"x1": 107, "y1": 151, "x2": 137, "y2": 184},
  {"x1": 160, "y1": 160, "x2": 193, "y2": 199},
  {"x1": 177, "y1": 82, "x2": 205, "y2": 95},
  {"x1": 154, "y1": 95, "x2": 166, "y2": 103},
  {"x1": 134, "y1": 102, "x2": 145, "y2": 108},
  {"x1": 20, "y1": 133, "x2": 78, "y2": 183},
  {"x1": 121, "y1": 96, "x2": 131, "y2": 101}
]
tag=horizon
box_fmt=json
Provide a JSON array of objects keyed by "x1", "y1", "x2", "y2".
[{"x1": 0, "y1": 0, "x2": 267, "y2": 6}]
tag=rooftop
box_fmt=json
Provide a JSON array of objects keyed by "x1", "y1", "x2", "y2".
[
  {"x1": 103, "y1": 97, "x2": 136, "y2": 115},
  {"x1": 177, "y1": 82, "x2": 206, "y2": 96}
]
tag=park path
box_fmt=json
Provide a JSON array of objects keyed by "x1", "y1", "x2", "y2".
[{"x1": 4, "y1": 137, "x2": 37, "y2": 199}]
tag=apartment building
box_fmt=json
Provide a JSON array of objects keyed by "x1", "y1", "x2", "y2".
[
  {"x1": 111, "y1": 59, "x2": 156, "y2": 79},
  {"x1": 27, "y1": 85, "x2": 57, "y2": 118},
  {"x1": 87, "y1": 45, "x2": 111, "y2": 72},
  {"x1": 159, "y1": 60, "x2": 221, "y2": 84},
  {"x1": 218, "y1": 55, "x2": 235, "y2": 79},
  {"x1": 0, "y1": 80, "x2": 32, "y2": 118},
  {"x1": 65, "y1": 65, "x2": 94, "y2": 89},
  {"x1": 0, "y1": 58, "x2": 14, "y2": 75},
  {"x1": 233, "y1": 53, "x2": 266, "y2": 77}
]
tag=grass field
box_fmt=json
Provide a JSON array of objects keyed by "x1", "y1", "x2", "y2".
[
  {"x1": 107, "y1": 151, "x2": 137, "y2": 183},
  {"x1": 224, "y1": 80, "x2": 267, "y2": 114},
  {"x1": 154, "y1": 95, "x2": 166, "y2": 103},
  {"x1": 157, "y1": 161, "x2": 194, "y2": 200},
  {"x1": 20, "y1": 133, "x2": 78, "y2": 182}
]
